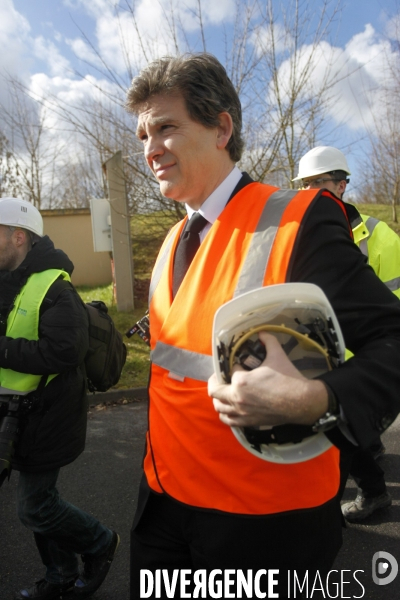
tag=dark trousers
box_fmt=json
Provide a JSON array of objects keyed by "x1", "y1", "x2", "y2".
[
  {"x1": 130, "y1": 483, "x2": 343, "y2": 599},
  {"x1": 339, "y1": 448, "x2": 386, "y2": 500},
  {"x1": 17, "y1": 469, "x2": 112, "y2": 584}
]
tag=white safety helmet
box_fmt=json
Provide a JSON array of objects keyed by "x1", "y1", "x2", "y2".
[
  {"x1": 212, "y1": 283, "x2": 345, "y2": 464},
  {"x1": 0, "y1": 197, "x2": 43, "y2": 237},
  {"x1": 292, "y1": 146, "x2": 351, "y2": 182}
]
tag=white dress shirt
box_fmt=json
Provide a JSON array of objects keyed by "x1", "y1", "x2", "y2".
[{"x1": 185, "y1": 166, "x2": 242, "y2": 242}]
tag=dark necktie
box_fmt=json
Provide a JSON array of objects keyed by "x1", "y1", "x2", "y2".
[{"x1": 173, "y1": 212, "x2": 208, "y2": 296}]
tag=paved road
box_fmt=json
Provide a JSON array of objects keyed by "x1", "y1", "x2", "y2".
[{"x1": 1, "y1": 400, "x2": 399, "y2": 599}]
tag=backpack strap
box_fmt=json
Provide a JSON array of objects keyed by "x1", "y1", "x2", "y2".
[
  {"x1": 40, "y1": 278, "x2": 74, "y2": 317},
  {"x1": 40, "y1": 278, "x2": 88, "y2": 391}
]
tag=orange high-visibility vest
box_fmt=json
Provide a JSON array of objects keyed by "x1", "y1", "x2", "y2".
[{"x1": 145, "y1": 183, "x2": 347, "y2": 515}]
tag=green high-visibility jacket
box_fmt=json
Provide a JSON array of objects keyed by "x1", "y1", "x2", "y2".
[
  {"x1": 0, "y1": 269, "x2": 70, "y2": 394},
  {"x1": 345, "y1": 210, "x2": 400, "y2": 361},
  {"x1": 353, "y1": 213, "x2": 400, "y2": 299}
]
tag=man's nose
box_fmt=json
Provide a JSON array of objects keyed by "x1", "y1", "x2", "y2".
[{"x1": 144, "y1": 135, "x2": 164, "y2": 164}]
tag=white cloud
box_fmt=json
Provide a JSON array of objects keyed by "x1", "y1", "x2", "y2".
[
  {"x1": 328, "y1": 25, "x2": 398, "y2": 130},
  {"x1": 251, "y1": 22, "x2": 292, "y2": 56},
  {"x1": 66, "y1": 37, "x2": 104, "y2": 70},
  {"x1": 0, "y1": 1, "x2": 71, "y2": 101},
  {"x1": 269, "y1": 24, "x2": 400, "y2": 133},
  {"x1": 29, "y1": 72, "x2": 121, "y2": 126},
  {"x1": 63, "y1": 0, "x2": 108, "y2": 20},
  {"x1": 33, "y1": 36, "x2": 71, "y2": 77},
  {"x1": 0, "y1": 0, "x2": 32, "y2": 81},
  {"x1": 65, "y1": 0, "x2": 167, "y2": 75},
  {"x1": 199, "y1": 0, "x2": 235, "y2": 24},
  {"x1": 65, "y1": 0, "x2": 236, "y2": 75},
  {"x1": 385, "y1": 12, "x2": 400, "y2": 41}
]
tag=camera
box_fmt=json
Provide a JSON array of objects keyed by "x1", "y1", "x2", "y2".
[
  {"x1": 126, "y1": 311, "x2": 150, "y2": 346},
  {"x1": 0, "y1": 394, "x2": 37, "y2": 486}
]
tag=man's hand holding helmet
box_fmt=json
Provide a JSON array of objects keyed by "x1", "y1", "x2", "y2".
[
  {"x1": 209, "y1": 283, "x2": 345, "y2": 463},
  {"x1": 208, "y1": 331, "x2": 329, "y2": 428}
]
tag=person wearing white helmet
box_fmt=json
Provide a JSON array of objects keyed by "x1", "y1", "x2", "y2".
[
  {"x1": 293, "y1": 145, "x2": 351, "y2": 197},
  {"x1": 0, "y1": 198, "x2": 119, "y2": 600},
  {"x1": 294, "y1": 148, "x2": 400, "y2": 522}
]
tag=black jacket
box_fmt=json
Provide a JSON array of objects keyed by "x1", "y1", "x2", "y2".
[{"x1": 0, "y1": 236, "x2": 89, "y2": 472}]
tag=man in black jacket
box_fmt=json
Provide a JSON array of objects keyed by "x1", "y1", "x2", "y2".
[
  {"x1": 293, "y1": 146, "x2": 398, "y2": 520},
  {"x1": 0, "y1": 198, "x2": 119, "y2": 600},
  {"x1": 126, "y1": 54, "x2": 400, "y2": 599}
]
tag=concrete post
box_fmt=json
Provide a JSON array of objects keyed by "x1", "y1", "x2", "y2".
[{"x1": 102, "y1": 151, "x2": 134, "y2": 311}]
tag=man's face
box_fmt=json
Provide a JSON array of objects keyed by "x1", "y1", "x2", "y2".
[
  {"x1": 0, "y1": 225, "x2": 19, "y2": 271},
  {"x1": 136, "y1": 94, "x2": 231, "y2": 210},
  {"x1": 301, "y1": 174, "x2": 346, "y2": 198}
]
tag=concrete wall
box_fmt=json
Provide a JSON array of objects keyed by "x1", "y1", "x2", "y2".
[{"x1": 41, "y1": 208, "x2": 112, "y2": 287}]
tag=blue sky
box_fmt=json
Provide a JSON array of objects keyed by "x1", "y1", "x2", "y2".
[{"x1": 1, "y1": 0, "x2": 400, "y2": 195}]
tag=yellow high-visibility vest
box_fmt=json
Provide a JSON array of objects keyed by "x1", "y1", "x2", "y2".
[{"x1": 0, "y1": 269, "x2": 70, "y2": 394}]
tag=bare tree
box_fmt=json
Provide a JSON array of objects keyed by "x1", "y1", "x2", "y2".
[
  {"x1": 0, "y1": 78, "x2": 68, "y2": 208},
  {"x1": 1, "y1": 0, "x2": 350, "y2": 225},
  {"x1": 357, "y1": 7, "x2": 400, "y2": 220},
  {"x1": 229, "y1": 0, "x2": 346, "y2": 187},
  {"x1": 0, "y1": 132, "x2": 21, "y2": 197},
  {"x1": 358, "y1": 98, "x2": 400, "y2": 221}
]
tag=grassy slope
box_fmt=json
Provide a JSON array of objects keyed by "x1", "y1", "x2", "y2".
[
  {"x1": 354, "y1": 204, "x2": 400, "y2": 236},
  {"x1": 131, "y1": 211, "x2": 180, "y2": 279},
  {"x1": 78, "y1": 204, "x2": 399, "y2": 390}
]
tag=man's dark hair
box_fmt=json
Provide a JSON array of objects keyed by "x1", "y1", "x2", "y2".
[{"x1": 126, "y1": 53, "x2": 244, "y2": 162}]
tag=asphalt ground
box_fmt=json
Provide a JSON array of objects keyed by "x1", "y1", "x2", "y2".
[{"x1": 1, "y1": 398, "x2": 399, "y2": 600}]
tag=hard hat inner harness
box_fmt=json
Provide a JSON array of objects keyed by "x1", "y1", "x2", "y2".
[
  {"x1": 217, "y1": 316, "x2": 340, "y2": 383},
  {"x1": 216, "y1": 315, "x2": 341, "y2": 452}
]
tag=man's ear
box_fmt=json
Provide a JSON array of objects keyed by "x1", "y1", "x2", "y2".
[
  {"x1": 337, "y1": 180, "x2": 347, "y2": 196},
  {"x1": 13, "y1": 228, "x2": 29, "y2": 248},
  {"x1": 216, "y1": 112, "x2": 233, "y2": 150}
]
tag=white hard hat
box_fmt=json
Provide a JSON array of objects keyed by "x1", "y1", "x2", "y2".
[
  {"x1": 212, "y1": 283, "x2": 345, "y2": 464},
  {"x1": 0, "y1": 197, "x2": 43, "y2": 236},
  {"x1": 293, "y1": 146, "x2": 351, "y2": 181}
]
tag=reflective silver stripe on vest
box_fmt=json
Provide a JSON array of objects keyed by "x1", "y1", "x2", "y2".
[
  {"x1": 365, "y1": 216, "x2": 380, "y2": 236},
  {"x1": 150, "y1": 190, "x2": 298, "y2": 380},
  {"x1": 149, "y1": 229, "x2": 180, "y2": 303},
  {"x1": 151, "y1": 341, "x2": 214, "y2": 382},
  {"x1": 385, "y1": 277, "x2": 400, "y2": 293},
  {"x1": 0, "y1": 386, "x2": 28, "y2": 396},
  {"x1": 359, "y1": 217, "x2": 379, "y2": 259},
  {"x1": 359, "y1": 238, "x2": 368, "y2": 258},
  {"x1": 233, "y1": 189, "x2": 297, "y2": 297}
]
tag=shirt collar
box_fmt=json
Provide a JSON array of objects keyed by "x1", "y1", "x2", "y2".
[{"x1": 185, "y1": 166, "x2": 242, "y2": 223}]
